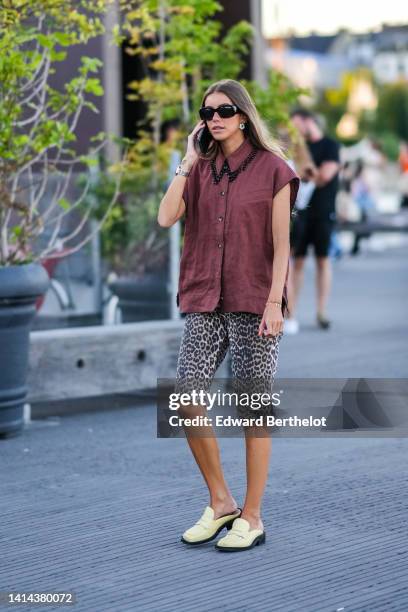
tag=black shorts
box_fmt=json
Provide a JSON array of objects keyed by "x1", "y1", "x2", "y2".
[{"x1": 291, "y1": 210, "x2": 335, "y2": 258}]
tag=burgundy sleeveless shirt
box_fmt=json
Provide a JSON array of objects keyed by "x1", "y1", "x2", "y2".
[{"x1": 177, "y1": 136, "x2": 300, "y2": 317}]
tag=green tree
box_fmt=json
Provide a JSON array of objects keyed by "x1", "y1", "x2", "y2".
[
  {"x1": 245, "y1": 70, "x2": 308, "y2": 139},
  {"x1": 376, "y1": 82, "x2": 408, "y2": 142},
  {"x1": 315, "y1": 68, "x2": 377, "y2": 140},
  {"x1": 119, "y1": 0, "x2": 254, "y2": 174},
  {"x1": 0, "y1": 0, "x2": 123, "y2": 266}
]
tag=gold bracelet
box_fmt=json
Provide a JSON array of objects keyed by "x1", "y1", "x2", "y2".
[{"x1": 266, "y1": 300, "x2": 282, "y2": 307}]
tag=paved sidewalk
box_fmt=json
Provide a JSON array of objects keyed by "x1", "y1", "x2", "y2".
[
  {"x1": 278, "y1": 245, "x2": 408, "y2": 377},
  {"x1": 1, "y1": 246, "x2": 407, "y2": 612},
  {"x1": 1, "y1": 408, "x2": 407, "y2": 612}
]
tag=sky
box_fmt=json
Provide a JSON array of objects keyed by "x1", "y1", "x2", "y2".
[{"x1": 262, "y1": 0, "x2": 408, "y2": 37}]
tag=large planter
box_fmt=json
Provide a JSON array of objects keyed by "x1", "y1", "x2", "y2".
[
  {"x1": 0, "y1": 263, "x2": 49, "y2": 437},
  {"x1": 109, "y1": 271, "x2": 170, "y2": 323}
]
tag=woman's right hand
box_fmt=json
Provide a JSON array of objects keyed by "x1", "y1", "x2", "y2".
[{"x1": 184, "y1": 119, "x2": 206, "y2": 165}]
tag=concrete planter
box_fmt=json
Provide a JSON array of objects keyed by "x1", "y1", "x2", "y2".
[
  {"x1": 109, "y1": 272, "x2": 170, "y2": 322},
  {"x1": 0, "y1": 263, "x2": 49, "y2": 437}
]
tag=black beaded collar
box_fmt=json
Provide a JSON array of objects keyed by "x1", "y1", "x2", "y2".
[{"x1": 210, "y1": 147, "x2": 258, "y2": 184}]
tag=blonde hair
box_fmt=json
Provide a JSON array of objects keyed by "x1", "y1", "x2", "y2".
[{"x1": 196, "y1": 79, "x2": 285, "y2": 160}]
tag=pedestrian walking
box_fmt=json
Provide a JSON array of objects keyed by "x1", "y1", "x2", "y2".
[
  {"x1": 157, "y1": 79, "x2": 299, "y2": 552},
  {"x1": 288, "y1": 108, "x2": 341, "y2": 330},
  {"x1": 350, "y1": 160, "x2": 376, "y2": 256},
  {"x1": 282, "y1": 130, "x2": 317, "y2": 334}
]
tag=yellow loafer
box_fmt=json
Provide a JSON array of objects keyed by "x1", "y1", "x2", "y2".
[
  {"x1": 181, "y1": 506, "x2": 242, "y2": 545},
  {"x1": 215, "y1": 517, "x2": 265, "y2": 551}
]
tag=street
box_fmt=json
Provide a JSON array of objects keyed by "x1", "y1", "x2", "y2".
[{"x1": 1, "y1": 245, "x2": 407, "y2": 612}]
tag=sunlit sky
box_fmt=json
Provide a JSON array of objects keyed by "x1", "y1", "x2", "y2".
[{"x1": 262, "y1": 0, "x2": 408, "y2": 37}]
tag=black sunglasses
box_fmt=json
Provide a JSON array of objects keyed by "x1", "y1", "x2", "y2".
[{"x1": 199, "y1": 104, "x2": 240, "y2": 121}]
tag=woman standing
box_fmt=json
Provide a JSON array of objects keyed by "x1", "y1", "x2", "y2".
[{"x1": 157, "y1": 79, "x2": 299, "y2": 552}]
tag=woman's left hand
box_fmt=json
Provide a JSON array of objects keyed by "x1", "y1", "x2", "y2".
[{"x1": 258, "y1": 304, "x2": 284, "y2": 338}]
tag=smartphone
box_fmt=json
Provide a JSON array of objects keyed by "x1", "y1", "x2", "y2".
[{"x1": 196, "y1": 125, "x2": 213, "y2": 155}]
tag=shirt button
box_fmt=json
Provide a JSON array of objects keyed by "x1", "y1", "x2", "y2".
[
  {"x1": 218, "y1": 243, "x2": 223, "y2": 248},
  {"x1": 218, "y1": 216, "x2": 223, "y2": 222},
  {"x1": 220, "y1": 191, "x2": 225, "y2": 196}
]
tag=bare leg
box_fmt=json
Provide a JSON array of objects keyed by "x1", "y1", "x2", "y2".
[
  {"x1": 316, "y1": 256, "x2": 331, "y2": 317},
  {"x1": 240, "y1": 428, "x2": 271, "y2": 531},
  {"x1": 180, "y1": 402, "x2": 238, "y2": 519}
]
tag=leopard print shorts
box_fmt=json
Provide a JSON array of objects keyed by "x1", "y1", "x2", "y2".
[{"x1": 175, "y1": 309, "x2": 283, "y2": 421}]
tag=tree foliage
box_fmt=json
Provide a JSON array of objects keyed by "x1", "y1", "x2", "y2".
[
  {"x1": 0, "y1": 0, "x2": 123, "y2": 266},
  {"x1": 376, "y1": 82, "x2": 408, "y2": 143}
]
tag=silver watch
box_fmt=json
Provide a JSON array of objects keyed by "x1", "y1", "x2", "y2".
[{"x1": 175, "y1": 164, "x2": 190, "y2": 177}]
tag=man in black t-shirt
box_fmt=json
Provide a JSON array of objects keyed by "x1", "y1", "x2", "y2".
[{"x1": 288, "y1": 109, "x2": 341, "y2": 330}]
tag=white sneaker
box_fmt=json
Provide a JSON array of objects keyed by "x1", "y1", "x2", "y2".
[{"x1": 284, "y1": 318, "x2": 299, "y2": 334}]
